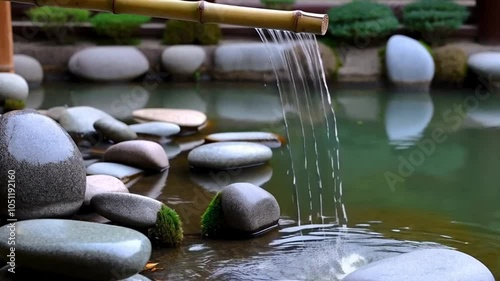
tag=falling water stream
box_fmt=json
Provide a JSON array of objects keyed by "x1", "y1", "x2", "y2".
[{"x1": 256, "y1": 29, "x2": 348, "y2": 227}]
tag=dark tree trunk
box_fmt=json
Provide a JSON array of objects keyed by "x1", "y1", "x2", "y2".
[{"x1": 477, "y1": 0, "x2": 500, "y2": 44}]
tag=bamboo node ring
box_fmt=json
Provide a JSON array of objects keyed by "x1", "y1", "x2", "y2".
[
  {"x1": 197, "y1": 1, "x2": 205, "y2": 24},
  {"x1": 293, "y1": 10, "x2": 302, "y2": 33}
]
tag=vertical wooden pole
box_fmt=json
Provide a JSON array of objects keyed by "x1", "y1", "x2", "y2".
[
  {"x1": 477, "y1": 0, "x2": 500, "y2": 45},
  {"x1": 0, "y1": 1, "x2": 14, "y2": 73}
]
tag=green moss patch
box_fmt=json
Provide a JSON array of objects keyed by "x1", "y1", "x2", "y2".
[
  {"x1": 200, "y1": 192, "x2": 225, "y2": 238},
  {"x1": 148, "y1": 205, "x2": 183, "y2": 247}
]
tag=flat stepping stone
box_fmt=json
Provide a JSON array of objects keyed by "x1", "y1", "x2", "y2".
[
  {"x1": 129, "y1": 121, "x2": 181, "y2": 137},
  {"x1": 342, "y1": 248, "x2": 495, "y2": 281},
  {"x1": 132, "y1": 108, "x2": 207, "y2": 128},
  {"x1": 94, "y1": 118, "x2": 138, "y2": 143},
  {"x1": 205, "y1": 131, "x2": 284, "y2": 148},
  {"x1": 86, "y1": 162, "x2": 143, "y2": 182},
  {"x1": 59, "y1": 106, "x2": 114, "y2": 136},
  {"x1": 188, "y1": 142, "x2": 272, "y2": 170},
  {"x1": 468, "y1": 52, "x2": 500, "y2": 80},
  {"x1": 0, "y1": 219, "x2": 152, "y2": 280},
  {"x1": 46, "y1": 105, "x2": 68, "y2": 121},
  {"x1": 103, "y1": 140, "x2": 169, "y2": 171},
  {"x1": 163, "y1": 142, "x2": 182, "y2": 159},
  {"x1": 91, "y1": 192, "x2": 163, "y2": 228},
  {"x1": 84, "y1": 175, "x2": 129, "y2": 205}
]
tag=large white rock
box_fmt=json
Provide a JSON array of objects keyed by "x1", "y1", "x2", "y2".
[
  {"x1": 14, "y1": 54, "x2": 44, "y2": 85},
  {"x1": 0, "y1": 73, "x2": 29, "y2": 100},
  {"x1": 161, "y1": 45, "x2": 206, "y2": 75},
  {"x1": 214, "y1": 42, "x2": 287, "y2": 72},
  {"x1": 386, "y1": 35, "x2": 435, "y2": 87},
  {"x1": 468, "y1": 52, "x2": 500, "y2": 81},
  {"x1": 68, "y1": 47, "x2": 149, "y2": 82}
]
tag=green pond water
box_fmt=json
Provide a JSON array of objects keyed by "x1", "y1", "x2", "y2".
[{"x1": 28, "y1": 81, "x2": 500, "y2": 280}]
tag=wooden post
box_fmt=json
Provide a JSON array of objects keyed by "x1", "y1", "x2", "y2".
[
  {"x1": 0, "y1": 1, "x2": 14, "y2": 73},
  {"x1": 477, "y1": 0, "x2": 500, "y2": 45}
]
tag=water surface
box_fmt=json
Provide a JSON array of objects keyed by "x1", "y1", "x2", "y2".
[{"x1": 31, "y1": 82, "x2": 500, "y2": 280}]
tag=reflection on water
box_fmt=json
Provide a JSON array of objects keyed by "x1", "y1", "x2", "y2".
[
  {"x1": 26, "y1": 83, "x2": 500, "y2": 280},
  {"x1": 384, "y1": 91, "x2": 434, "y2": 149}
]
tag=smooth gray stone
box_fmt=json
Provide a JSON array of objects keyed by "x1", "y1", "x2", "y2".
[
  {"x1": 46, "y1": 105, "x2": 68, "y2": 121},
  {"x1": 205, "y1": 131, "x2": 283, "y2": 148},
  {"x1": 468, "y1": 52, "x2": 500, "y2": 81},
  {"x1": 162, "y1": 45, "x2": 206, "y2": 75},
  {"x1": 103, "y1": 140, "x2": 169, "y2": 171},
  {"x1": 129, "y1": 121, "x2": 181, "y2": 137},
  {"x1": 0, "y1": 110, "x2": 86, "y2": 220},
  {"x1": 187, "y1": 142, "x2": 272, "y2": 170},
  {"x1": 342, "y1": 249, "x2": 495, "y2": 281},
  {"x1": 68, "y1": 47, "x2": 149, "y2": 82},
  {"x1": 163, "y1": 142, "x2": 182, "y2": 159},
  {"x1": 191, "y1": 164, "x2": 273, "y2": 192},
  {"x1": 59, "y1": 106, "x2": 114, "y2": 135},
  {"x1": 94, "y1": 118, "x2": 138, "y2": 143},
  {"x1": 86, "y1": 162, "x2": 143, "y2": 182},
  {"x1": 91, "y1": 192, "x2": 162, "y2": 228},
  {"x1": 221, "y1": 182, "x2": 280, "y2": 233},
  {"x1": 121, "y1": 274, "x2": 152, "y2": 281},
  {"x1": 0, "y1": 73, "x2": 29, "y2": 100},
  {"x1": 84, "y1": 175, "x2": 129, "y2": 205},
  {"x1": 0, "y1": 219, "x2": 151, "y2": 280},
  {"x1": 14, "y1": 54, "x2": 44, "y2": 86}
]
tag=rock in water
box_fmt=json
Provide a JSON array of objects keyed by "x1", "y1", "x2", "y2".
[
  {"x1": 342, "y1": 249, "x2": 495, "y2": 281},
  {"x1": 14, "y1": 54, "x2": 44, "y2": 86},
  {"x1": 205, "y1": 131, "x2": 284, "y2": 148},
  {"x1": 386, "y1": 35, "x2": 435, "y2": 89},
  {"x1": 84, "y1": 175, "x2": 129, "y2": 205},
  {"x1": 0, "y1": 110, "x2": 86, "y2": 220},
  {"x1": 59, "y1": 106, "x2": 115, "y2": 137},
  {"x1": 188, "y1": 142, "x2": 272, "y2": 170},
  {"x1": 68, "y1": 47, "x2": 149, "y2": 82},
  {"x1": 132, "y1": 108, "x2": 207, "y2": 128},
  {"x1": 94, "y1": 117, "x2": 138, "y2": 143},
  {"x1": 0, "y1": 219, "x2": 152, "y2": 280},
  {"x1": 221, "y1": 183, "x2": 280, "y2": 233},
  {"x1": 0, "y1": 73, "x2": 29, "y2": 100},
  {"x1": 103, "y1": 140, "x2": 169, "y2": 171},
  {"x1": 91, "y1": 192, "x2": 162, "y2": 228},
  {"x1": 161, "y1": 45, "x2": 206, "y2": 76}
]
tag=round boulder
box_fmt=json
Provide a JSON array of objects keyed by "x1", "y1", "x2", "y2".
[
  {"x1": 468, "y1": 52, "x2": 500, "y2": 81},
  {"x1": 386, "y1": 35, "x2": 435, "y2": 89},
  {"x1": 0, "y1": 73, "x2": 29, "y2": 100},
  {"x1": 0, "y1": 110, "x2": 86, "y2": 220},
  {"x1": 14, "y1": 54, "x2": 44, "y2": 86},
  {"x1": 68, "y1": 47, "x2": 149, "y2": 82},
  {"x1": 161, "y1": 45, "x2": 206, "y2": 75},
  {"x1": 221, "y1": 182, "x2": 280, "y2": 233},
  {"x1": 342, "y1": 249, "x2": 495, "y2": 281}
]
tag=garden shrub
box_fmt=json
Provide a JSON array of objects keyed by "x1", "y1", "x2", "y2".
[
  {"x1": 26, "y1": 6, "x2": 90, "y2": 44},
  {"x1": 432, "y1": 45, "x2": 468, "y2": 85},
  {"x1": 90, "y1": 13, "x2": 151, "y2": 45},
  {"x1": 163, "y1": 20, "x2": 221, "y2": 45},
  {"x1": 260, "y1": 0, "x2": 296, "y2": 10},
  {"x1": 327, "y1": 0, "x2": 399, "y2": 43},
  {"x1": 402, "y1": 0, "x2": 470, "y2": 45}
]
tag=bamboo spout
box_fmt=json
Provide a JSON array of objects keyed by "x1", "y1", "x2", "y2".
[{"x1": 1, "y1": 0, "x2": 329, "y2": 35}]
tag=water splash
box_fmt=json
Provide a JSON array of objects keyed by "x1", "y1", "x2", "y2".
[{"x1": 256, "y1": 29, "x2": 347, "y2": 227}]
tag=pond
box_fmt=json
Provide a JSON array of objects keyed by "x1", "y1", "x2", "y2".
[{"x1": 28, "y1": 81, "x2": 500, "y2": 280}]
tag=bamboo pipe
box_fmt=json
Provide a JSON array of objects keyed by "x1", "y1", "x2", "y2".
[
  {"x1": 0, "y1": 0, "x2": 329, "y2": 35},
  {"x1": 0, "y1": 1, "x2": 14, "y2": 73}
]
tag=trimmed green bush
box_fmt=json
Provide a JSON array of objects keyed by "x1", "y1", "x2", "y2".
[
  {"x1": 148, "y1": 205, "x2": 183, "y2": 247},
  {"x1": 201, "y1": 192, "x2": 225, "y2": 238},
  {"x1": 432, "y1": 45, "x2": 468, "y2": 85},
  {"x1": 26, "y1": 6, "x2": 90, "y2": 44},
  {"x1": 402, "y1": 0, "x2": 469, "y2": 45},
  {"x1": 90, "y1": 13, "x2": 151, "y2": 45},
  {"x1": 327, "y1": 0, "x2": 399, "y2": 42},
  {"x1": 260, "y1": 0, "x2": 296, "y2": 10},
  {"x1": 163, "y1": 20, "x2": 221, "y2": 45}
]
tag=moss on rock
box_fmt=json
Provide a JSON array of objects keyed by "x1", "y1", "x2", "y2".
[
  {"x1": 200, "y1": 192, "x2": 225, "y2": 238},
  {"x1": 4, "y1": 99, "x2": 25, "y2": 112},
  {"x1": 148, "y1": 204, "x2": 183, "y2": 247},
  {"x1": 432, "y1": 45, "x2": 468, "y2": 85}
]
